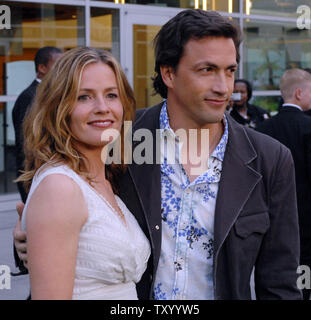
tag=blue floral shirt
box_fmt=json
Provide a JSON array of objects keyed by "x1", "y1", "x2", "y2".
[{"x1": 153, "y1": 101, "x2": 228, "y2": 300}]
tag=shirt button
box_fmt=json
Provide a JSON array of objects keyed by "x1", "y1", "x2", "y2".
[
  {"x1": 180, "y1": 222, "x2": 187, "y2": 229},
  {"x1": 155, "y1": 225, "x2": 160, "y2": 230}
]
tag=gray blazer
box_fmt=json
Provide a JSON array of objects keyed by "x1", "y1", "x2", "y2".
[{"x1": 118, "y1": 103, "x2": 302, "y2": 300}]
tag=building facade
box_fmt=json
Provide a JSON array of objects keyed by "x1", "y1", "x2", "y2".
[{"x1": 0, "y1": 0, "x2": 311, "y2": 202}]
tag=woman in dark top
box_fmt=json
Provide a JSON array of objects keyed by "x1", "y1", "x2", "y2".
[{"x1": 230, "y1": 79, "x2": 270, "y2": 129}]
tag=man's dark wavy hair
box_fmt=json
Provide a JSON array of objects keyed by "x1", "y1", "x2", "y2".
[{"x1": 153, "y1": 9, "x2": 242, "y2": 99}]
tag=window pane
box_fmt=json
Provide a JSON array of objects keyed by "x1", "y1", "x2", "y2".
[
  {"x1": 243, "y1": 20, "x2": 311, "y2": 91},
  {"x1": 90, "y1": 8, "x2": 120, "y2": 61},
  {"x1": 248, "y1": 0, "x2": 311, "y2": 18},
  {"x1": 0, "y1": 2, "x2": 85, "y2": 195},
  {"x1": 0, "y1": 1, "x2": 85, "y2": 96},
  {"x1": 133, "y1": 24, "x2": 162, "y2": 109},
  {"x1": 251, "y1": 95, "x2": 282, "y2": 113},
  {"x1": 0, "y1": 102, "x2": 20, "y2": 194}
]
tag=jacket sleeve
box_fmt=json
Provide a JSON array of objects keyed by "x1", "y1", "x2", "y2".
[
  {"x1": 12, "y1": 92, "x2": 33, "y2": 173},
  {"x1": 255, "y1": 144, "x2": 302, "y2": 299}
]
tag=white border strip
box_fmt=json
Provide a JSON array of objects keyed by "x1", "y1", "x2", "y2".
[
  {"x1": 238, "y1": 0, "x2": 244, "y2": 79},
  {"x1": 240, "y1": 13, "x2": 298, "y2": 23},
  {"x1": 252, "y1": 90, "x2": 281, "y2": 96},
  {"x1": 90, "y1": 1, "x2": 123, "y2": 9},
  {"x1": 85, "y1": 0, "x2": 90, "y2": 46},
  {"x1": 6, "y1": 0, "x2": 85, "y2": 5},
  {"x1": 0, "y1": 96, "x2": 18, "y2": 102}
]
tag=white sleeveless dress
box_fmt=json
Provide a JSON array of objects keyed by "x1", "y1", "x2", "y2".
[{"x1": 21, "y1": 164, "x2": 151, "y2": 300}]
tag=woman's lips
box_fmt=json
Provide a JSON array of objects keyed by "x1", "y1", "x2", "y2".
[{"x1": 87, "y1": 120, "x2": 114, "y2": 128}]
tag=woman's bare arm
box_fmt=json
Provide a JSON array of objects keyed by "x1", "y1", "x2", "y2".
[{"x1": 26, "y1": 174, "x2": 88, "y2": 300}]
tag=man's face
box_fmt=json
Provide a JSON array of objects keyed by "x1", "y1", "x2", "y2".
[
  {"x1": 45, "y1": 52, "x2": 62, "y2": 73},
  {"x1": 299, "y1": 81, "x2": 311, "y2": 111},
  {"x1": 165, "y1": 36, "x2": 237, "y2": 128},
  {"x1": 233, "y1": 82, "x2": 249, "y2": 107},
  {"x1": 38, "y1": 52, "x2": 62, "y2": 78}
]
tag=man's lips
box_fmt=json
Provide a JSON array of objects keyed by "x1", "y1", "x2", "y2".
[{"x1": 204, "y1": 98, "x2": 227, "y2": 106}]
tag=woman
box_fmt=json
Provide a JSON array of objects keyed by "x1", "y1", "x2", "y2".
[
  {"x1": 230, "y1": 79, "x2": 270, "y2": 129},
  {"x1": 18, "y1": 47, "x2": 150, "y2": 299}
]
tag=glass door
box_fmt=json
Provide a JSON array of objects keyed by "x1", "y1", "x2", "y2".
[
  {"x1": 132, "y1": 23, "x2": 162, "y2": 109},
  {"x1": 121, "y1": 6, "x2": 181, "y2": 109}
]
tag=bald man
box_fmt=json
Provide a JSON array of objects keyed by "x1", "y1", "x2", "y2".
[{"x1": 257, "y1": 68, "x2": 311, "y2": 300}]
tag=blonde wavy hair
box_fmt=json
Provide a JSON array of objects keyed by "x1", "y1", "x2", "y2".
[{"x1": 17, "y1": 47, "x2": 136, "y2": 193}]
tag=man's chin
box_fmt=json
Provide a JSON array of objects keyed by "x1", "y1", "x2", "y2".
[{"x1": 203, "y1": 110, "x2": 225, "y2": 125}]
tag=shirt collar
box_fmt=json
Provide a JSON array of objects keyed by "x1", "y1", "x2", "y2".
[
  {"x1": 159, "y1": 100, "x2": 228, "y2": 162},
  {"x1": 282, "y1": 103, "x2": 302, "y2": 111}
]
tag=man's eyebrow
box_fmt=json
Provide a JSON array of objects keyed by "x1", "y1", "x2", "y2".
[
  {"x1": 228, "y1": 63, "x2": 238, "y2": 69},
  {"x1": 194, "y1": 61, "x2": 238, "y2": 69}
]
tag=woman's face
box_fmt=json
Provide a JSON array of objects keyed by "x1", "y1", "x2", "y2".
[
  {"x1": 70, "y1": 62, "x2": 124, "y2": 152},
  {"x1": 233, "y1": 82, "x2": 249, "y2": 107}
]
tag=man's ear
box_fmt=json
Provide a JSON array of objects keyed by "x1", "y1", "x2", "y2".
[
  {"x1": 295, "y1": 87, "x2": 303, "y2": 101},
  {"x1": 160, "y1": 65, "x2": 175, "y2": 89},
  {"x1": 37, "y1": 63, "x2": 48, "y2": 77}
]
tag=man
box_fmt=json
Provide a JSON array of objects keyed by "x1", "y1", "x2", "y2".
[
  {"x1": 12, "y1": 46, "x2": 62, "y2": 203},
  {"x1": 12, "y1": 46, "x2": 62, "y2": 275},
  {"x1": 303, "y1": 68, "x2": 311, "y2": 117},
  {"x1": 230, "y1": 79, "x2": 270, "y2": 129},
  {"x1": 257, "y1": 68, "x2": 311, "y2": 300},
  {"x1": 305, "y1": 109, "x2": 311, "y2": 117},
  {"x1": 14, "y1": 10, "x2": 301, "y2": 299}
]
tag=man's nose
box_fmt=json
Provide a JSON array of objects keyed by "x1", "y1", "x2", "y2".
[{"x1": 212, "y1": 72, "x2": 229, "y2": 96}]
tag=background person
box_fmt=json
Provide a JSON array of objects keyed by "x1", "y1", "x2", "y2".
[
  {"x1": 230, "y1": 79, "x2": 270, "y2": 129},
  {"x1": 303, "y1": 68, "x2": 311, "y2": 117},
  {"x1": 12, "y1": 46, "x2": 62, "y2": 203},
  {"x1": 257, "y1": 68, "x2": 311, "y2": 300},
  {"x1": 11, "y1": 46, "x2": 62, "y2": 276}
]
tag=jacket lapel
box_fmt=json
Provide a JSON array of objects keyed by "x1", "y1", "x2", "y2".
[
  {"x1": 128, "y1": 107, "x2": 263, "y2": 272},
  {"x1": 127, "y1": 104, "x2": 163, "y2": 266},
  {"x1": 214, "y1": 115, "x2": 262, "y2": 257}
]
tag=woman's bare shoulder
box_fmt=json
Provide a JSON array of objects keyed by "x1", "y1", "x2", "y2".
[{"x1": 26, "y1": 173, "x2": 88, "y2": 227}]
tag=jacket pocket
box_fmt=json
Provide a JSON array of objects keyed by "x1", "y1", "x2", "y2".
[{"x1": 234, "y1": 212, "x2": 270, "y2": 239}]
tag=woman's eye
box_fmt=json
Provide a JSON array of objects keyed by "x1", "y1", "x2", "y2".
[
  {"x1": 78, "y1": 95, "x2": 90, "y2": 101},
  {"x1": 107, "y1": 93, "x2": 118, "y2": 99}
]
